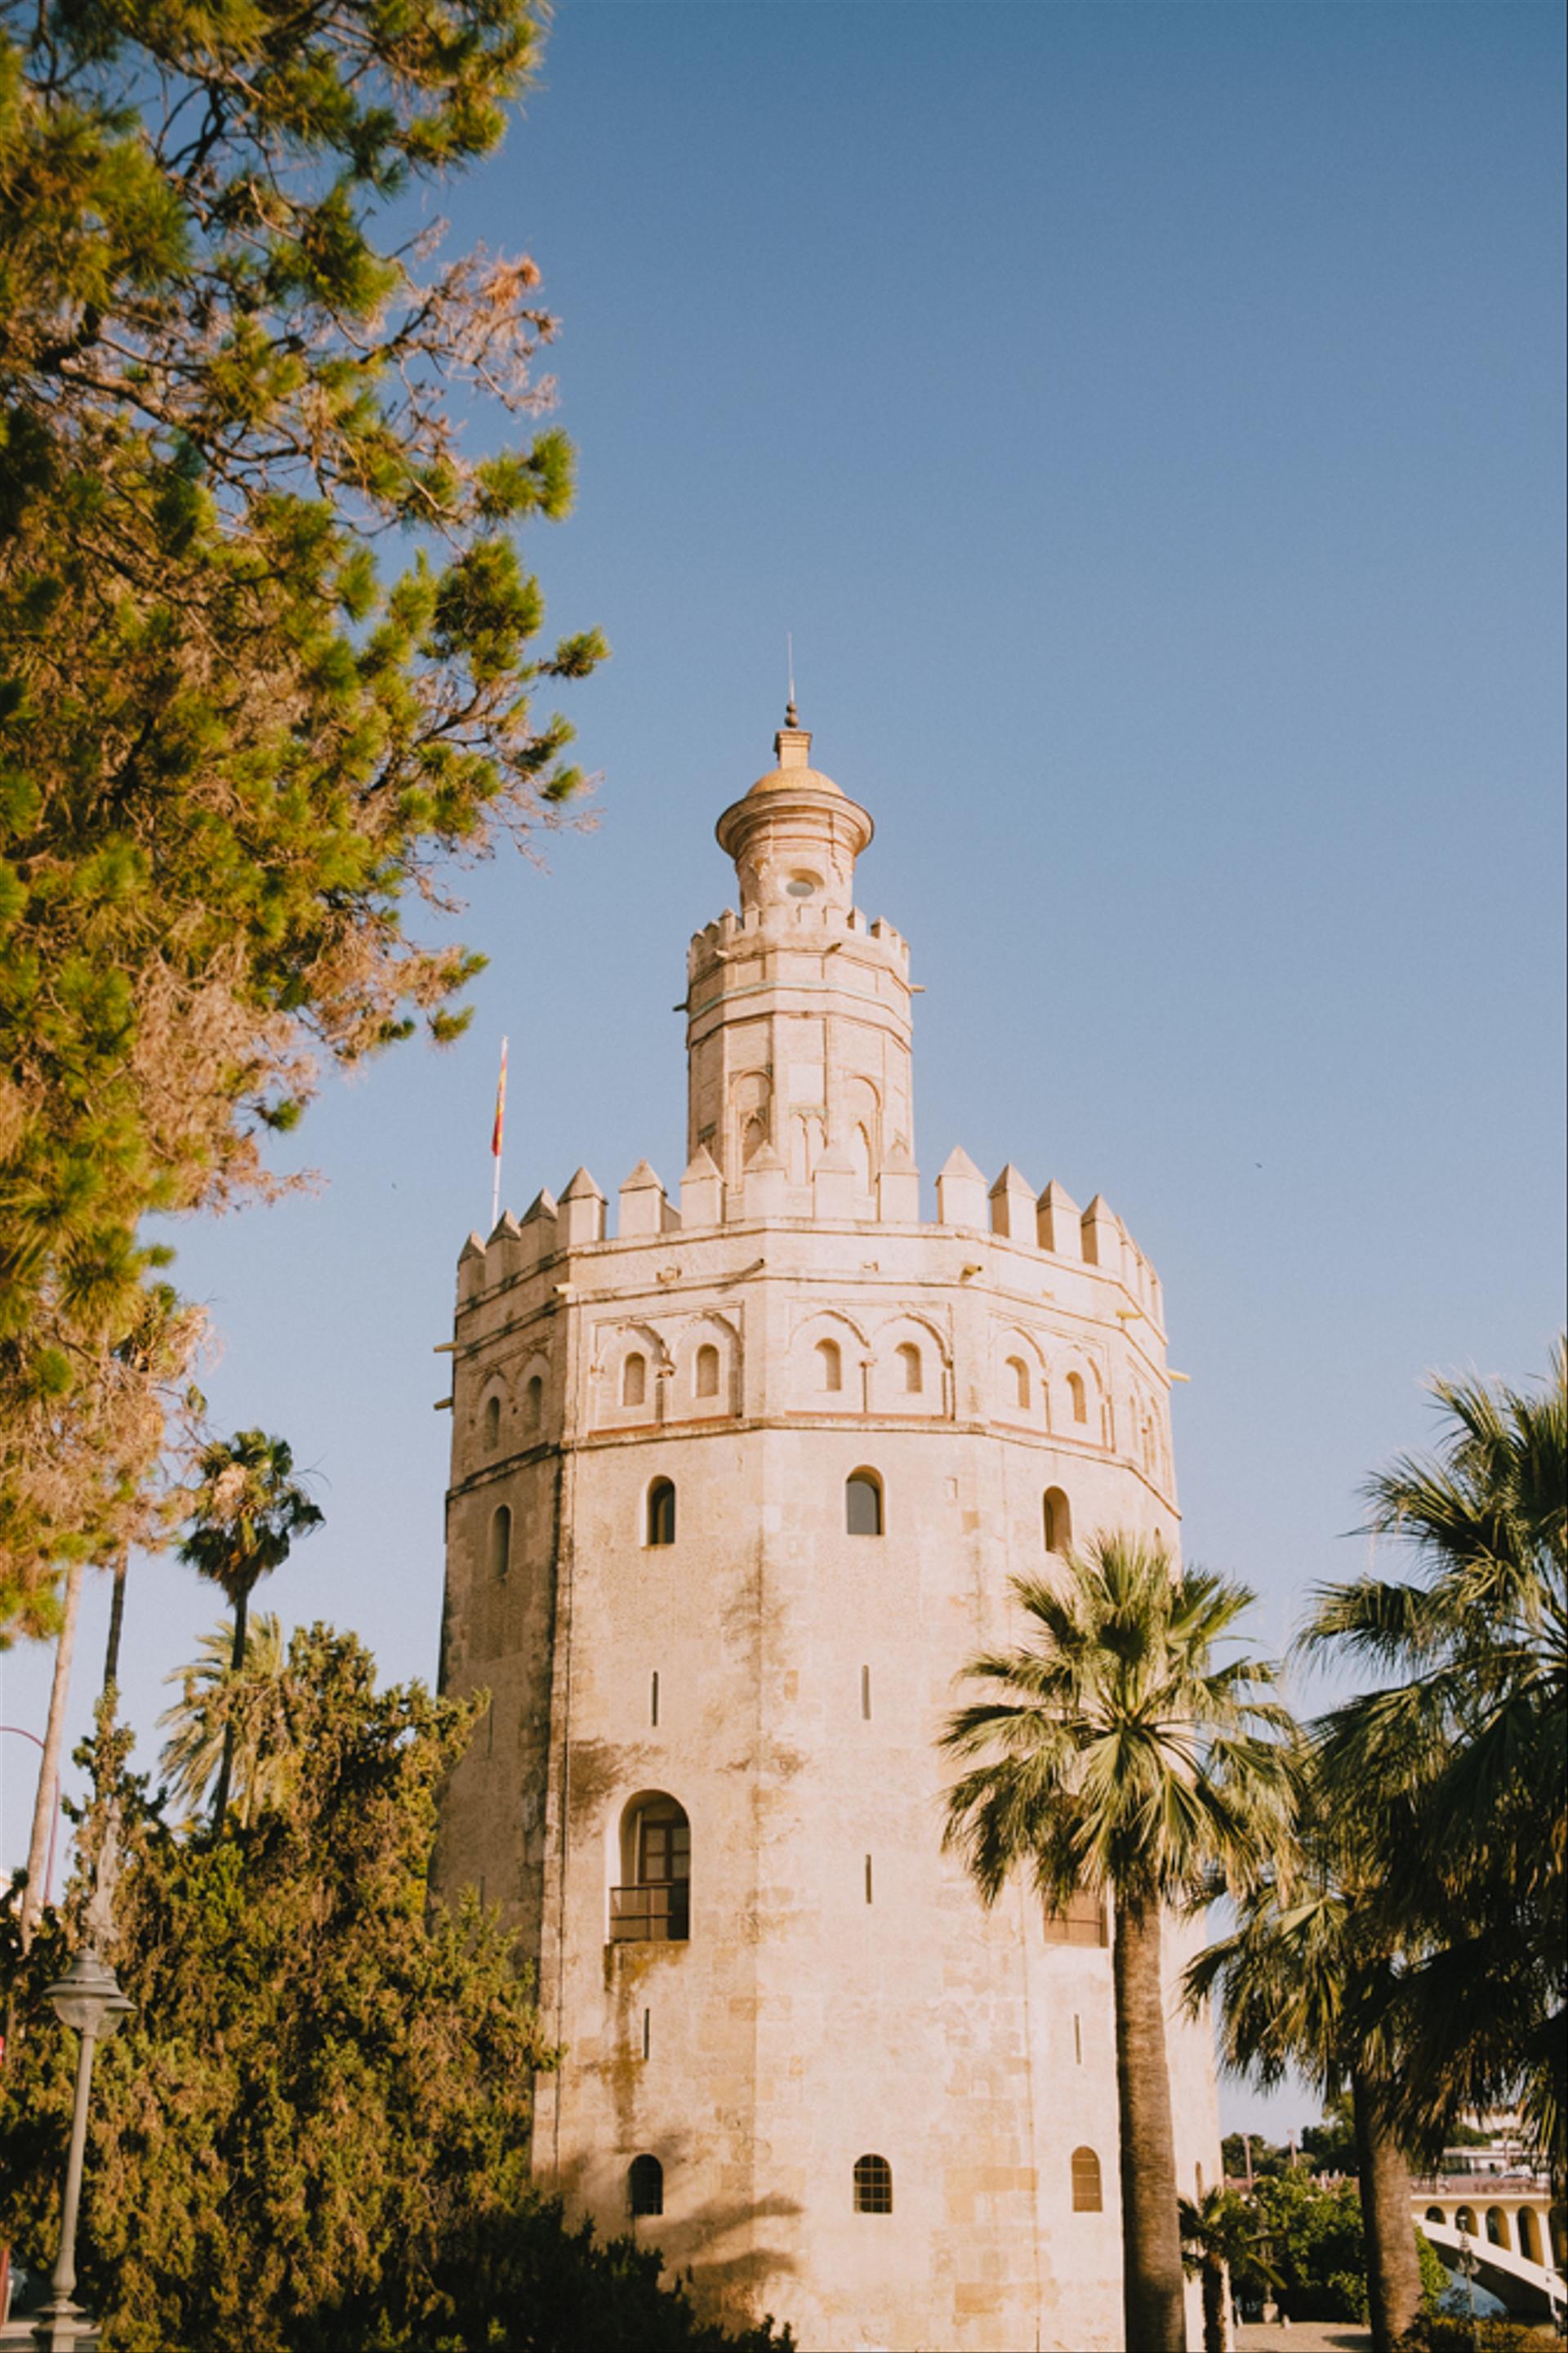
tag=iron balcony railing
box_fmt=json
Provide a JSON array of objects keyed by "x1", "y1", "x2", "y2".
[{"x1": 609, "y1": 1883, "x2": 689, "y2": 1944}]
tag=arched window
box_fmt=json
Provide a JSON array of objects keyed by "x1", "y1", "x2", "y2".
[
  {"x1": 483, "y1": 1394, "x2": 501, "y2": 1449},
  {"x1": 817, "y1": 1337, "x2": 843, "y2": 1394},
  {"x1": 1071, "y1": 2147, "x2": 1103, "y2": 2213},
  {"x1": 1067, "y1": 1371, "x2": 1088, "y2": 1424},
  {"x1": 1552, "y1": 2204, "x2": 1567, "y2": 2267},
  {"x1": 1425, "y1": 2207, "x2": 1446, "y2": 2226},
  {"x1": 1007, "y1": 1355, "x2": 1029, "y2": 1409},
  {"x1": 1454, "y1": 2206, "x2": 1477, "y2": 2237},
  {"x1": 1485, "y1": 2208, "x2": 1509, "y2": 2249},
  {"x1": 695, "y1": 1344, "x2": 720, "y2": 1399},
  {"x1": 628, "y1": 2155, "x2": 663, "y2": 2217},
  {"x1": 647, "y1": 1479, "x2": 676, "y2": 1548},
  {"x1": 1044, "y1": 1487, "x2": 1071, "y2": 1556},
  {"x1": 846, "y1": 1471, "x2": 883, "y2": 1537},
  {"x1": 524, "y1": 1375, "x2": 543, "y2": 1431},
  {"x1": 612, "y1": 1794, "x2": 690, "y2": 1943},
  {"x1": 853, "y1": 2154, "x2": 893, "y2": 2214},
  {"x1": 897, "y1": 1343, "x2": 923, "y2": 1394},
  {"x1": 1517, "y1": 2208, "x2": 1542, "y2": 2264},
  {"x1": 622, "y1": 1353, "x2": 647, "y2": 1408},
  {"x1": 488, "y1": 1504, "x2": 511, "y2": 1580}
]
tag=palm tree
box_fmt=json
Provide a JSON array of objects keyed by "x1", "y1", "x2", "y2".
[
  {"x1": 1303, "y1": 1344, "x2": 1566, "y2": 2174},
  {"x1": 1178, "y1": 2184, "x2": 1283, "y2": 2353},
  {"x1": 942, "y1": 1533, "x2": 1296, "y2": 2353},
  {"x1": 1183, "y1": 1819, "x2": 1424, "y2": 2353},
  {"x1": 178, "y1": 1429, "x2": 322, "y2": 1830},
  {"x1": 158, "y1": 1613, "x2": 294, "y2": 1827}
]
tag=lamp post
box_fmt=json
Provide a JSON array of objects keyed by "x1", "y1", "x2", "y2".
[
  {"x1": 30, "y1": 1949, "x2": 133, "y2": 2353},
  {"x1": 1456, "y1": 2224, "x2": 1479, "y2": 2353}
]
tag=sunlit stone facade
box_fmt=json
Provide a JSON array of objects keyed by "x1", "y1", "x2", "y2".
[{"x1": 434, "y1": 716, "x2": 1219, "y2": 2351}]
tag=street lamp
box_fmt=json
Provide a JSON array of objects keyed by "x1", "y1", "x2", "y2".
[
  {"x1": 1455, "y1": 2225, "x2": 1479, "y2": 2353},
  {"x1": 30, "y1": 1949, "x2": 133, "y2": 2353}
]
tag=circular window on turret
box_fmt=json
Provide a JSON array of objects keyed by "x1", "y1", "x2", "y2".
[{"x1": 786, "y1": 872, "x2": 822, "y2": 898}]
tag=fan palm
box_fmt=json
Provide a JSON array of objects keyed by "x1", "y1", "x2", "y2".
[
  {"x1": 942, "y1": 1533, "x2": 1297, "y2": 2353},
  {"x1": 1302, "y1": 1343, "x2": 1566, "y2": 2173},
  {"x1": 178, "y1": 1429, "x2": 323, "y2": 1830},
  {"x1": 158, "y1": 1613, "x2": 295, "y2": 1828},
  {"x1": 1178, "y1": 2184, "x2": 1283, "y2": 2353},
  {"x1": 1183, "y1": 1812, "x2": 1423, "y2": 2353}
]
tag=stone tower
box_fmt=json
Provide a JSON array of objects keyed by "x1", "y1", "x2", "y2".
[{"x1": 434, "y1": 717, "x2": 1220, "y2": 2353}]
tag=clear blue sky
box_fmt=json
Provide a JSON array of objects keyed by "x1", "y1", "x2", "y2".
[{"x1": 4, "y1": 2, "x2": 1563, "y2": 2139}]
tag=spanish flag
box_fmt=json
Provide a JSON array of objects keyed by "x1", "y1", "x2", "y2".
[{"x1": 491, "y1": 1036, "x2": 509, "y2": 1161}]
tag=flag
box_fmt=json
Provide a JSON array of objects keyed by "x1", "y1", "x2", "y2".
[{"x1": 491, "y1": 1037, "x2": 509, "y2": 1161}]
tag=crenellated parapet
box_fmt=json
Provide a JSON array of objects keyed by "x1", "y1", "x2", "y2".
[
  {"x1": 687, "y1": 900, "x2": 912, "y2": 978},
  {"x1": 457, "y1": 1146, "x2": 1164, "y2": 1337}
]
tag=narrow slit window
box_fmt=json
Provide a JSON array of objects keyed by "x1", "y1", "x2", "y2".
[
  {"x1": 524, "y1": 1375, "x2": 544, "y2": 1430},
  {"x1": 861, "y1": 1664, "x2": 871, "y2": 1721},
  {"x1": 864, "y1": 1854, "x2": 873, "y2": 1905},
  {"x1": 647, "y1": 1479, "x2": 676, "y2": 1548},
  {"x1": 897, "y1": 1343, "x2": 923, "y2": 1393},
  {"x1": 1073, "y1": 2012, "x2": 1083, "y2": 2066},
  {"x1": 846, "y1": 1471, "x2": 883, "y2": 1536},
  {"x1": 650, "y1": 1670, "x2": 660, "y2": 1727},
  {"x1": 853, "y1": 2155, "x2": 893, "y2": 2215},
  {"x1": 629, "y1": 2154, "x2": 663, "y2": 2217},
  {"x1": 817, "y1": 1337, "x2": 843, "y2": 1393},
  {"x1": 483, "y1": 1394, "x2": 501, "y2": 1448},
  {"x1": 1071, "y1": 2146, "x2": 1102, "y2": 2213},
  {"x1": 488, "y1": 1503, "x2": 512, "y2": 1580},
  {"x1": 642, "y1": 2008, "x2": 651, "y2": 2061},
  {"x1": 1008, "y1": 1355, "x2": 1029, "y2": 1410},
  {"x1": 1067, "y1": 1371, "x2": 1087, "y2": 1425},
  {"x1": 1043, "y1": 1487, "x2": 1071, "y2": 1557},
  {"x1": 695, "y1": 1344, "x2": 720, "y2": 1399},
  {"x1": 623, "y1": 1353, "x2": 647, "y2": 1409}
]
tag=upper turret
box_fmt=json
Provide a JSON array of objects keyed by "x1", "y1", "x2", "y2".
[
  {"x1": 714, "y1": 711, "x2": 874, "y2": 921},
  {"x1": 688, "y1": 714, "x2": 912, "y2": 1213}
]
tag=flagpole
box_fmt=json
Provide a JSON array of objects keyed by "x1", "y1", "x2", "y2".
[{"x1": 490, "y1": 1036, "x2": 509, "y2": 1229}]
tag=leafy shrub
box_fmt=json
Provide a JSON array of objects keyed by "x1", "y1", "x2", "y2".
[{"x1": 1396, "y1": 2317, "x2": 1563, "y2": 2353}]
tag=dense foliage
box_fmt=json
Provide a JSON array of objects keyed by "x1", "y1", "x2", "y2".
[
  {"x1": 0, "y1": 0, "x2": 604, "y2": 1633},
  {"x1": 1397, "y1": 2320, "x2": 1562, "y2": 2353},
  {"x1": 1247, "y1": 2173, "x2": 1444, "y2": 2326},
  {"x1": 0, "y1": 1632, "x2": 787, "y2": 2352}
]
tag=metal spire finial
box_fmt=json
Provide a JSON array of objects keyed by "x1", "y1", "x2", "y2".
[{"x1": 785, "y1": 633, "x2": 798, "y2": 729}]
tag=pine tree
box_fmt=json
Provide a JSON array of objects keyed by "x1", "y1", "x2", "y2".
[{"x1": 0, "y1": 0, "x2": 606, "y2": 1633}]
